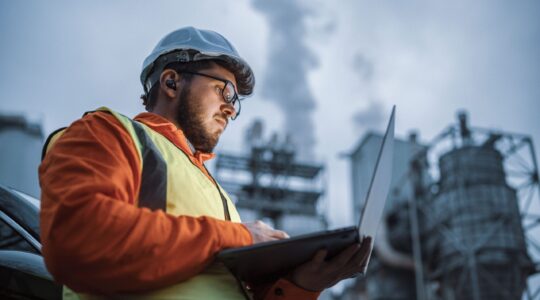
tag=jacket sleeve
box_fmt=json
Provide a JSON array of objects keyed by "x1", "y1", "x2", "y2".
[{"x1": 39, "y1": 112, "x2": 252, "y2": 294}]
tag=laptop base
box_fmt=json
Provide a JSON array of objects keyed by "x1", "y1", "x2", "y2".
[{"x1": 218, "y1": 226, "x2": 358, "y2": 284}]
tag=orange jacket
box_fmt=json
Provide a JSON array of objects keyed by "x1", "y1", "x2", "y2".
[{"x1": 39, "y1": 111, "x2": 320, "y2": 299}]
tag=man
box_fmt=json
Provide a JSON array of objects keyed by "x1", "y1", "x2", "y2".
[{"x1": 39, "y1": 26, "x2": 371, "y2": 299}]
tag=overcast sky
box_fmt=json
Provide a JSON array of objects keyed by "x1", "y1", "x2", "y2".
[{"x1": 1, "y1": 0, "x2": 539, "y2": 230}]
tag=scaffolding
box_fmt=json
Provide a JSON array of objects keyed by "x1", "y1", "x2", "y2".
[{"x1": 214, "y1": 120, "x2": 327, "y2": 231}]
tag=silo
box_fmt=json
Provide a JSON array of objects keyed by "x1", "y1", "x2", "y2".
[{"x1": 423, "y1": 145, "x2": 533, "y2": 299}]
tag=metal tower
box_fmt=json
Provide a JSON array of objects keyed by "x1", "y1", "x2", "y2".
[
  {"x1": 407, "y1": 111, "x2": 539, "y2": 299},
  {"x1": 214, "y1": 120, "x2": 326, "y2": 232},
  {"x1": 343, "y1": 111, "x2": 539, "y2": 300}
]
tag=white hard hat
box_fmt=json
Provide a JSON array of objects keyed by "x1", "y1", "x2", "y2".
[{"x1": 140, "y1": 26, "x2": 255, "y2": 96}]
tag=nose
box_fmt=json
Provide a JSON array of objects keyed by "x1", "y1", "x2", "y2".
[{"x1": 221, "y1": 103, "x2": 237, "y2": 119}]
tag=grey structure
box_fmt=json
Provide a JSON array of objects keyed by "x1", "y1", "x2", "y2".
[
  {"x1": 342, "y1": 111, "x2": 539, "y2": 300},
  {"x1": 215, "y1": 120, "x2": 327, "y2": 236},
  {"x1": 0, "y1": 114, "x2": 43, "y2": 197},
  {"x1": 346, "y1": 132, "x2": 427, "y2": 300},
  {"x1": 349, "y1": 131, "x2": 428, "y2": 220},
  {"x1": 423, "y1": 146, "x2": 532, "y2": 299}
]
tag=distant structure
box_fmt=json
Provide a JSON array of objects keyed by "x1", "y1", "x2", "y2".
[
  {"x1": 349, "y1": 130, "x2": 428, "y2": 221},
  {"x1": 215, "y1": 119, "x2": 327, "y2": 235},
  {"x1": 0, "y1": 114, "x2": 44, "y2": 197},
  {"x1": 342, "y1": 111, "x2": 539, "y2": 300},
  {"x1": 345, "y1": 131, "x2": 427, "y2": 299}
]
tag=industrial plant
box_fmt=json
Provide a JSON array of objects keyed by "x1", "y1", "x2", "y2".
[
  {"x1": 342, "y1": 111, "x2": 539, "y2": 299},
  {"x1": 215, "y1": 119, "x2": 328, "y2": 236},
  {"x1": 1, "y1": 109, "x2": 539, "y2": 299}
]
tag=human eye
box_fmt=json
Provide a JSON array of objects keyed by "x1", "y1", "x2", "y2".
[
  {"x1": 223, "y1": 83, "x2": 236, "y2": 102},
  {"x1": 215, "y1": 85, "x2": 223, "y2": 94}
]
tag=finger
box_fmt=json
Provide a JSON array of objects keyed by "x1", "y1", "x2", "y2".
[
  {"x1": 358, "y1": 236, "x2": 372, "y2": 255},
  {"x1": 338, "y1": 258, "x2": 368, "y2": 280},
  {"x1": 350, "y1": 237, "x2": 373, "y2": 266},
  {"x1": 270, "y1": 230, "x2": 290, "y2": 239},
  {"x1": 330, "y1": 243, "x2": 361, "y2": 268},
  {"x1": 360, "y1": 236, "x2": 373, "y2": 248},
  {"x1": 312, "y1": 249, "x2": 328, "y2": 264},
  {"x1": 261, "y1": 236, "x2": 280, "y2": 243},
  {"x1": 255, "y1": 220, "x2": 272, "y2": 229},
  {"x1": 349, "y1": 251, "x2": 370, "y2": 270},
  {"x1": 346, "y1": 270, "x2": 365, "y2": 279}
]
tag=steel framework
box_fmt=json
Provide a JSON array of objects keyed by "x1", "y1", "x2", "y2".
[
  {"x1": 215, "y1": 145, "x2": 327, "y2": 230},
  {"x1": 407, "y1": 112, "x2": 540, "y2": 299}
]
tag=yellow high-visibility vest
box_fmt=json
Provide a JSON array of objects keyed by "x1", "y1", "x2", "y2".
[{"x1": 46, "y1": 107, "x2": 246, "y2": 300}]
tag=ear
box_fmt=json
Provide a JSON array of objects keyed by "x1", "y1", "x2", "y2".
[{"x1": 159, "y1": 69, "x2": 181, "y2": 99}]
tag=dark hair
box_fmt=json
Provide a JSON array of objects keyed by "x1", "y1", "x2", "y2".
[{"x1": 141, "y1": 59, "x2": 253, "y2": 111}]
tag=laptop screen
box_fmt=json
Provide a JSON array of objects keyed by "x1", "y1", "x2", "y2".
[{"x1": 358, "y1": 106, "x2": 395, "y2": 240}]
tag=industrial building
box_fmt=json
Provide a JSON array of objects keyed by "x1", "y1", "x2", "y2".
[
  {"x1": 342, "y1": 111, "x2": 539, "y2": 300},
  {"x1": 215, "y1": 119, "x2": 327, "y2": 236},
  {"x1": 0, "y1": 114, "x2": 44, "y2": 197},
  {"x1": 4, "y1": 107, "x2": 535, "y2": 299}
]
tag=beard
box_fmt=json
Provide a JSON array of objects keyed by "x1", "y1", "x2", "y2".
[{"x1": 176, "y1": 84, "x2": 222, "y2": 153}]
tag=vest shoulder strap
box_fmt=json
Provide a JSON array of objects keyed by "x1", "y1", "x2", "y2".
[
  {"x1": 42, "y1": 107, "x2": 167, "y2": 212},
  {"x1": 41, "y1": 127, "x2": 67, "y2": 161},
  {"x1": 93, "y1": 107, "x2": 168, "y2": 212},
  {"x1": 90, "y1": 107, "x2": 144, "y2": 164}
]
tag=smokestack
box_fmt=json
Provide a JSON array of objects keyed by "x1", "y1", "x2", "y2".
[
  {"x1": 408, "y1": 130, "x2": 419, "y2": 144},
  {"x1": 457, "y1": 110, "x2": 472, "y2": 146},
  {"x1": 252, "y1": 0, "x2": 318, "y2": 160}
]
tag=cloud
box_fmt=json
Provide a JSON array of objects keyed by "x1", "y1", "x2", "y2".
[
  {"x1": 350, "y1": 52, "x2": 384, "y2": 132},
  {"x1": 352, "y1": 100, "x2": 385, "y2": 131},
  {"x1": 352, "y1": 53, "x2": 374, "y2": 82},
  {"x1": 251, "y1": 0, "x2": 319, "y2": 160}
]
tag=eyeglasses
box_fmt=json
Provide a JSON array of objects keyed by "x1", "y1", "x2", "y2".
[{"x1": 180, "y1": 71, "x2": 242, "y2": 120}]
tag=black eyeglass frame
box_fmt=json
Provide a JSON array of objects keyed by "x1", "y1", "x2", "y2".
[{"x1": 179, "y1": 71, "x2": 242, "y2": 120}]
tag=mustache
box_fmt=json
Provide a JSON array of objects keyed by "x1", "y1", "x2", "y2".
[{"x1": 215, "y1": 113, "x2": 229, "y2": 127}]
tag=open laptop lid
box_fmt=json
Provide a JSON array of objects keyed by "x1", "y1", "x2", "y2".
[{"x1": 357, "y1": 105, "x2": 395, "y2": 240}]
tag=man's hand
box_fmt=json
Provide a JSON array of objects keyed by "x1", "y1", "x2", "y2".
[
  {"x1": 243, "y1": 220, "x2": 290, "y2": 244},
  {"x1": 289, "y1": 236, "x2": 373, "y2": 292}
]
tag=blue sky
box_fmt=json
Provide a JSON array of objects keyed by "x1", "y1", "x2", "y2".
[{"x1": 1, "y1": 0, "x2": 539, "y2": 229}]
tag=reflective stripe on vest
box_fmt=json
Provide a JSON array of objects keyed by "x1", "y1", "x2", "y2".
[
  {"x1": 62, "y1": 107, "x2": 245, "y2": 300},
  {"x1": 42, "y1": 109, "x2": 167, "y2": 211},
  {"x1": 130, "y1": 118, "x2": 167, "y2": 210}
]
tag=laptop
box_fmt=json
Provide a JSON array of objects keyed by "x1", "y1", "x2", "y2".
[{"x1": 218, "y1": 105, "x2": 395, "y2": 284}]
